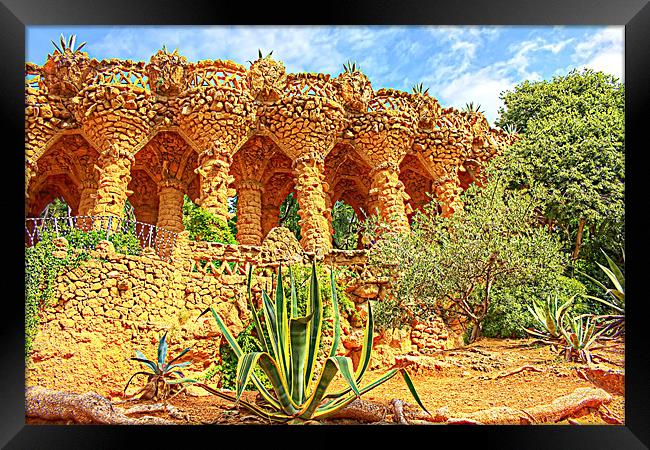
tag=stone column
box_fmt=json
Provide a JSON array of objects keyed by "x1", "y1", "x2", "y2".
[
  {"x1": 157, "y1": 178, "x2": 186, "y2": 232},
  {"x1": 195, "y1": 145, "x2": 233, "y2": 225},
  {"x1": 77, "y1": 179, "x2": 98, "y2": 216},
  {"x1": 292, "y1": 152, "x2": 332, "y2": 254},
  {"x1": 434, "y1": 175, "x2": 463, "y2": 217},
  {"x1": 134, "y1": 204, "x2": 158, "y2": 225},
  {"x1": 368, "y1": 162, "x2": 410, "y2": 233},
  {"x1": 235, "y1": 180, "x2": 264, "y2": 246},
  {"x1": 90, "y1": 146, "x2": 134, "y2": 227},
  {"x1": 261, "y1": 204, "x2": 278, "y2": 240}
]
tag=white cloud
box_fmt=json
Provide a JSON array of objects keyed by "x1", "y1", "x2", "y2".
[
  {"x1": 573, "y1": 27, "x2": 624, "y2": 80},
  {"x1": 437, "y1": 69, "x2": 516, "y2": 123}
]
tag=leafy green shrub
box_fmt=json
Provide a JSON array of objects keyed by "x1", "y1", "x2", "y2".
[
  {"x1": 63, "y1": 228, "x2": 142, "y2": 256},
  {"x1": 216, "y1": 322, "x2": 272, "y2": 391},
  {"x1": 482, "y1": 275, "x2": 588, "y2": 339},
  {"x1": 196, "y1": 263, "x2": 427, "y2": 423},
  {"x1": 367, "y1": 174, "x2": 567, "y2": 343},
  {"x1": 182, "y1": 195, "x2": 237, "y2": 244}
]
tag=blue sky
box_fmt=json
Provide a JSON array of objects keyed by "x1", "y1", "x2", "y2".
[{"x1": 26, "y1": 26, "x2": 623, "y2": 124}]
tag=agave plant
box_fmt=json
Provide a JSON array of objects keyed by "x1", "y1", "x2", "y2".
[
  {"x1": 462, "y1": 101, "x2": 484, "y2": 114},
  {"x1": 559, "y1": 315, "x2": 608, "y2": 364},
  {"x1": 247, "y1": 49, "x2": 274, "y2": 64},
  {"x1": 412, "y1": 83, "x2": 430, "y2": 96},
  {"x1": 196, "y1": 262, "x2": 428, "y2": 423},
  {"x1": 50, "y1": 34, "x2": 87, "y2": 55},
  {"x1": 343, "y1": 60, "x2": 359, "y2": 74},
  {"x1": 124, "y1": 332, "x2": 193, "y2": 400},
  {"x1": 580, "y1": 249, "x2": 625, "y2": 312},
  {"x1": 524, "y1": 294, "x2": 574, "y2": 345},
  {"x1": 502, "y1": 123, "x2": 520, "y2": 135}
]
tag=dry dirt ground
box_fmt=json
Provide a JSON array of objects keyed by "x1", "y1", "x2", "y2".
[{"x1": 27, "y1": 337, "x2": 625, "y2": 425}]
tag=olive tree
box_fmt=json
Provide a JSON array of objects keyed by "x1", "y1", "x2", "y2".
[{"x1": 367, "y1": 174, "x2": 566, "y2": 343}]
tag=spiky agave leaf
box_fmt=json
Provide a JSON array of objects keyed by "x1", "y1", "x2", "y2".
[
  {"x1": 123, "y1": 371, "x2": 154, "y2": 394},
  {"x1": 197, "y1": 305, "x2": 282, "y2": 411},
  {"x1": 235, "y1": 351, "x2": 299, "y2": 415},
  {"x1": 50, "y1": 40, "x2": 62, "y2": 54},
  {"x1": 157, "y1": 332, "x2": 169, "y2": 368},
  {"x1": 304, "y1": 261, "x2": 323, "y2": 395}
]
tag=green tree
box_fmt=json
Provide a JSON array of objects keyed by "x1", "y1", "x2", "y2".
[
  {"x1": 331, "y1": 201, "x2": 361, "y2": 250},
  {"x1": 367, "y1": 173, "x2": 567, "y2": 343},
  {"x1": 495, "y1": 69, "x2": 624, "y2": 265},
  {"x1": 279, "y1": 193, "x2": 301, "y2": 241},
  {"x1": 182, "y1": 195, "x2": 236, "y2": 244}
]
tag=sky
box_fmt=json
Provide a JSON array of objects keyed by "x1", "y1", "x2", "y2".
[{"x1": 26, "y1": 26, "x2": 624, "y2": 124}]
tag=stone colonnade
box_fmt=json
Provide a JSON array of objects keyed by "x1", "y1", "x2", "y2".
[{"x1": 25, "y1": 50, "x2": 513, "y2": 253}]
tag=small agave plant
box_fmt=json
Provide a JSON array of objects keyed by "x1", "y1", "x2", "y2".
[
  {"x1": 525, "y1": 294, "x2": 575, "y2": 345},
  {"x1": 412, "y1": 82, "x2": 430, "y2": 96},
  {"x1": 559, "y1": 315, "x2": 608, "y2": 364},
  {"x1": 196, "y1": 262, "x2": 428, "y2": 423},
  {"x1": 343, "y1": 60, "x2": 359, "y2": 74},
  {"x1": 462, "y1": 101, "x2": 484, "y2": 114},
  {"x1": 579, "y1": 249, "x2": 625, "y2": 339},
  {"x1": 124, "y1": 332, "x2": 193, "y2": 400}
]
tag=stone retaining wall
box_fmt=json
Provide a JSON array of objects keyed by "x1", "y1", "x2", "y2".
[{"x1": 27, "y1": 231, "x2": 460, "y2": 397}]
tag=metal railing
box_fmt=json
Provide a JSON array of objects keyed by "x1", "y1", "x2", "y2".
[{"x1": 25, "y1": 216, "x2": 178, "y2": 261}]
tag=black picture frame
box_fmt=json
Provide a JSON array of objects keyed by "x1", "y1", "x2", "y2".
[{"x1": 2, "y1": 0, "x2": 648, "y2": 447}]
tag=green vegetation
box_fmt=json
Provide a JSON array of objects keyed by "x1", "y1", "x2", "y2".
[
  {"x1": 124, "y1": 332, "x2": 194, "y2": 399},
  {"x1": 182, "y1": 195, "x2": 237, "y2": 244},
  {"x1": 495, "y1": 69, "x2": 624, "y2": 287},
  {"x1": 196, "y1": 263, "x2": 427, "y2": 422},
  {"x1": 482, "y1": 275, "x2": 587, "y2": 339},
  {"x1": 331, "y1": 201, "x2": 361, "y2": 250},
  {"x1": 525, "y1": 294, "x2": 576, "y2": 343},
  {"x1": 462, "y1": 102, "x2": 484, "y2": 114},
  {"x1": 216, "y1": 263, "x2": 358, "y2": 391},
  {"x1": 412, "y1": 83, "x2": 430, "y2": 95},
  {"x1": 366, "y1": 171, "x2": 567, "y2": 343},
  {"x1": 579, "y1": 249, "x2": 625, "y2": 339},
  {"x1": 215, "y1": 322, "x2": 272, "y2": 391},
  {"x1": 279, "y1": 193, "x2": 301, "y2": 241},
  {"x1": 25, "y1": 234, "x2": 88, "y2": 356},
  {"x1": 343, "y1": 60, "x2": 359, "y2": 73}
]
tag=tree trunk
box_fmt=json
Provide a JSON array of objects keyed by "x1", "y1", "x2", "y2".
[
  {"x1": 571, "y1": 218, "x2": 586, "y2": 260},
  {"x1": 469, "y1": 319, "x2": 481, "y2": 343}
]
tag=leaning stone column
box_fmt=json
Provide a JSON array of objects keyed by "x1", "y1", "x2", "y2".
[
  {"x1": 77, "y1": 179, "x2": 97, "y2": 216},
  {"x1": 368, "y1": 162, "x2": 410, "y2": 233},
  {"x1": 261, "y1": 204, "x2": 278, "y2": 240},
  {"x1": 292, "y1": 152, "x2": 332, "y2": 254},
  {"x1": 157, "y1": 178, "x2": 186, "y2": 233},
  {"x1": 90, "y1": 146, "x2": 134, "y2": 227},
  {"x1": 235, "y1": 180, "x2": 264, "y2": 246},
  {"x1": 134, "y1": 204, "x2": 158, "y2": 225},
  {"x1": 195, "y1": 144, "x2": 233, "y2": 225},
  {"x1": 434, "y1": 175, "x2": 463, "y2": 218}
]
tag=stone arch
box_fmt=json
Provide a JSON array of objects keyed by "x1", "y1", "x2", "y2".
[
  {"x1": 27, "y1": 174, "x2": 80, "y2": 218},
  {"x1": 230, "y1": 134, "x2": 295, "y2": 245},
  {"x1": 129, "y1": 131, "x2": 200, "y2": 231},
  {"x1": 26, "y1": 133, "x2": 100, "y2": 218},
  {"x1": 324, "y1": 142, "x2": 372, "y2": 220},
  {"x1": 399, "y1": 154, "x2": 435, "y2": 221}
]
